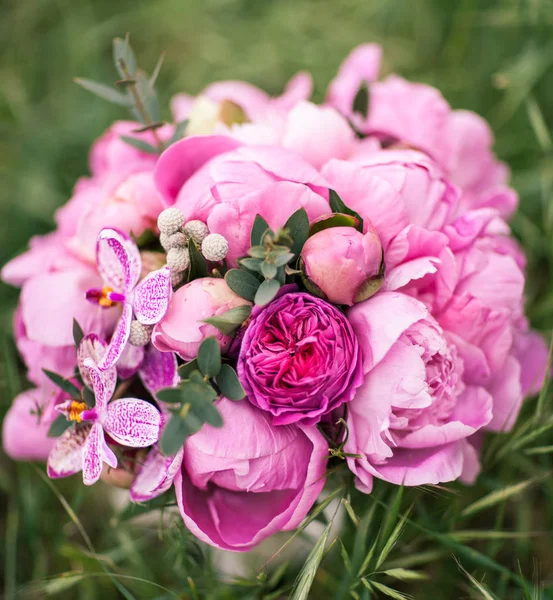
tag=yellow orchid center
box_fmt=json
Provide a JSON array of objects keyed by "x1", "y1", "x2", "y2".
[
  {"x1": 98, "y1": 286, "x2": 115, "y2": 308},
  {"x1": 68, "y1": 400, "x2": 87, "y2": 423}
]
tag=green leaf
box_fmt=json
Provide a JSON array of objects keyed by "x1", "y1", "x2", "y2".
[
  {"x1": 188, "y1": 241, "x2": 209, "y2": 280},
  {"x1": 159, "y1": 413, "x2": 197, "y2": 456},
  {"x1": 382, "y1": 568, "x2": 428, "y2": 581},
  {"x1": 248, "y1": 246, "x2": 267, "y2": 260},
  {"x1": 374, "y1": 506, "x2": 411, "y2": 571},
  {"x1": 225, "y1": 268, "x2": 261, "y2": 301},
  {"x1": 308, "y1": 213, "x2": 360, "y2": 236},
  {"x1": 149, "y1": 51, "x2": 166, "y2": 88},
  {"x1": 74, "y1": 78, "x2": 132, "y2": 106},
  {"x1": 120, "y1": 136, "x2": 159, "y2": 155},
  {"x1": 197, "y1": 337, "x2": 222, "y2": 378},
  {"x1": 178, "y1": 359, "x2": 199, "y2": 379},
  {"x1": 203, "y1": 305, "x2": 252, "y2": 337},
  {"x1": 460, "y1": 478, "x2": 539, "y2": 519},
  {"x1": 239, "y1": 258, "x2": 262, "y2": 272},
  {"x1": 328, "y1": 189, "x2": 364, "y2": 231},
  {"x1": 273, "y1": 253, "x2": 295, "y2": 267},
  {"x1": 113, "y1": 33, "x2": 137, "y2": 78},
  {"x1": 284, "y1": 208, "x2": 310, "y2": 258},
  {"x1": 251, "y1": 215, "x2": 271, "y2": 247},
  {"x1": 369, "y1": 581, "x2": 411, "y2": 600},
  {"x1": 352, "y1": 81, "x2": 369, "y2": 118},
  {"x1": 72, "y1": 319, "x2": 84, "y2": 347},
  {"x1": 82, "y1": 386, "x2": 95, "y2": 407},
  {"x1": 169, "y1": 120, "x2": 188, "y2": 145},
  {"x1": 134, "y1": 70, "x2": 160, "y2": 122},
  {"x1": 254, "y1": 278, "x2": 280, "y2": 306},
  {"x1": 47, "y1": 415, "x2": 72, "y2": 438},
  {"x1": 290, "y1": 521, "x2": 332, "y2": 600},
  {"x1": 216, "y1": 364, "x2": 246, "y2": 400},
  {"x1": 261, "y1": 260, "x2": 278, "y2": 279},
  {"x1": 43, "y1": 370, "x2": 81, "y2": 398}
]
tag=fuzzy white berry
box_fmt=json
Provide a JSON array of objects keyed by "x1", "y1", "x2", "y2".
[
  {"x1": 160, "y1": 231, "x2": 187, "y2": 250},
  {"x1": 184, "y1": 220, "x2": 209, "y2": 243},
  {"x1": 167, "y1": 247, "x2": 191, "y2": 273},
  {"x1": 129, "y1": 321, "x2": 153, "y2": 346},
  {"x1": 157, "y1": 208, "x2": 185, "y2": 235},
  {"x1": 201, "y1": 233, "x2": 229, "y2": 262}
]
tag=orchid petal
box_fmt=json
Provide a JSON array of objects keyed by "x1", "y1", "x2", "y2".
[
  {"x1": 47, "y1": 425, "x2": 90, "y2": 479},
  {"x1": 130, "y1": 446, "x2": 184, "y2": 502},
  {"x1": 132, "y1": 267, "x2": 172, "y2": 325},
  {"x1": 98, "y1": 302, "x2": 133, "y2": 371},
  {"x1": 104, "y1": 398, "x2": 161, "y2": 447},
  {"x1": 139, "y1": 345, "x2": 179, "y2": 400},
  {"x1": 82, "y1": 423, "x2": 107, "y2": 485},
  {"x1": 117, "y1": 343, "x2": 145, "y2": 380},
  {"x1": 78, "y1": 334, "x2": 117, "y2": 398},
  {"x1": 96, "y1": 228, "x2": 141, "y2": 293},
  {"x1": 82, "y1": 358, "x2": 111, "y2": 413}
]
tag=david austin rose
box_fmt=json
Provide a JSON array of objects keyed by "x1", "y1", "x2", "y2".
[
  {"x1": 152, "y1": 278, "x2": 251, "y2": 360},
  {"x1": 345, "y1": 292, "x2": 493, "y2": 490},
  {"x1": 238, "y1": 288, "x2": 363, "y2": 425},
  {"x1": 175, "y1": 398, "x2": 328, "y2": 552},
  {"x1": 301, "y1": 224, "x2": 383, "y2": 305}
]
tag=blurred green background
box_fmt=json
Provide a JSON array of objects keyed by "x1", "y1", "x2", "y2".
[{"x1": 2, "y1": 0, "x2": 553, "y2": 598}]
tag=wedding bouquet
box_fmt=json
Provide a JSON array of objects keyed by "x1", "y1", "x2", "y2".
[{"x1": 2, "y1": 38, "x2": 548, "y2": 558}]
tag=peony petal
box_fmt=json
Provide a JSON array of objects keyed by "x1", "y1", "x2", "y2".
[
  {"x1": 139, "y1": 345, "x2": 179, "y2": 399},
  {"x1": 47, "y1": 425, "x2": 89, "y2": 479},
  {"x1": 78, "y1": 334, "x2": 117, "y2": 399},
  {"x1": 130, "y1": 446, "x2": 184, "y2": 502},
  {"x1": 98, "y1": 302, "x2": 133, "y2": 372},
  {"x1": 82, "y1": 423, "x2": 107, "y2": 485},
  {"x1": 104, "y1": 398, "x2": 161, "y2": 447},
  {"x1": 96, "y1": 228, "x2": 141, "y2": 293},
  {"x1": 117, "y1": 343, "x2": 145, "y2": 380},
  {"x1": 132, "y1": 267, "x2": 172, "y2": 325}
]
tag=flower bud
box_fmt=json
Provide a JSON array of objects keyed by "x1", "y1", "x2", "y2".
[
  {"x1": 167, "y1": 247, "x2": 191, "y2": 273},
  {"x1": 160, "y1": 231, "x2": 187, "y2": 251},
  {"x1": 157, "y1": 207, "x2": 185, "y2": 235},
  {"x1": 129, "y1": 321, "x2": 153, "y2": 346},
  {"x1": 183, "y1": 220, "x2": 209, "y2": 243},
  {"x1": 301, "y1": 225, "x2": 383, "y2": 306},
  {"x1": 201, "y1": 233, "x2": 229, "y2": 262}
]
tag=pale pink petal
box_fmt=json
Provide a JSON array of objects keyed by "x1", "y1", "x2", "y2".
[
  {"x1": 82, "y1": 358, "x2": 111, "y2": 413},
  {"x1": 486, "y1": 355, "x2": 522, "y2": 432},
  {"x1": 96, "y1": 228, "x2": 141, "y2": 293},
  {"x1": 47, "y1": 425, "x2": 90, "y2": 479},
  {"x1": 130, "y1": 446, "x2": 184, "y2": 502},
  {"x1": 139, "y1": 345, "x2": 179, "y2": 399},
  {"x1": 276, "y1": 71, "x2": 313, "y2": 109},
  {"x1": 104, "y1": 398, "x2": 161, "y2": 447},
  {"x1": 78, "y1": 334, "x2": 117, "y2": 398},
  {"x1": 459, "y1": 439, "x2": 481, "y2": 485},
  {"x1": 132, "y1": 267, "x2": 172, "y2": 325},
  {"x1": 82, "y1": 423, "x2": 107, "y2": 485},
  {"x1": 98, "y1": 302, "x2": 133, "y2": 371},
  {"x1": 117, "y1": 343, "x2": 145, "y2": 380}
]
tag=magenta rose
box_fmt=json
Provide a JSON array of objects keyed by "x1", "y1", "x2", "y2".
[
  {"x1": 345, "y1": 292, "x2": 493, "y2": 491},
  {"x1": 238, "y1": 288, "x2": 363, "y2": 425},
  {"x1": 152, "y1": 278, "x2": 251, "y2": 360},
  {"x1": 301, "y1": 224, "x2": 383, "y2": 305},
  {"x1": 175, "y1": 398, "x2": 328, "y2": 552}
]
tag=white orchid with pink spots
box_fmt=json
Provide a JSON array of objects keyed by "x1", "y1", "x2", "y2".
[
  {"x1": 47, "y1": 334, "x2": 162, "y2": 486},
  {"x1": 86, "y1": 228, "x2": 172, "y2": 372}
]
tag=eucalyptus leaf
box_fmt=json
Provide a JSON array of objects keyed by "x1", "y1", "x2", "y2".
[
  {"x1": 216, "y1": 364, "x2": 246, "y2": 401},
  {"x1": 273, "y1": 252, "x2": 295, "y2": 267},
  {"x1": 239, "y1": 258, "x2": 262, "y2": 272},
  {"x1": 197, "y1": 337, "x2": 222, "y2": 378},
  {"x1": 178, "y1": 359, "x2": 199, "y2": 379},
  {"x1": 134, "y1": 70, "x2": 160, "y2": 122},
  {"x1": 113, "y1": 33, "x2": 137, "y2": 78},
  {"x1": 120, "y1": 136, "x2": 159, "y2": 155},
  {"x1": 248, "y1": 246, "x2": 267, "y2": 260},
  {"x1": 43, "y1": 370, "x2": 81, "y2": 398},
  {"x1": 149, "y1": 51, "x2": 166, "y2": 88},
  {"x1": 261, "y1": 260, "x2": 278, "y2": 279},
  {"x1": 203, "y1": 305, "x2": 252, "y2": 336},
  {"x1": 328, "y1": 189, "x2": 364, "y2": 231},
  {"x1": 72, "y1": 319, "x2": 84, "y2": 347},
  {"x1": 74, "y1": 78, "x2": 131, "y2": 106},
  {"x1": 284, "y1": 208, "x2": 310, "y2": 258},
  {"x1": 159, "y1": 413, "x2": 197, "y2": 456},
  {"x1": 254, "y1": 278, "x2": 280, "y2": 306},
  {"x1": 251, "y1": 215, "x2": 271, "y2": 247},
  {"x1": 47, "y1": 415, "x2": 72, "y2": 438},
  {"x1": 225, "y1": 268, "x2": 261, "y2": 301},
  {"x1": 169, "y1": 120, "x2": 189, "y2": 145}
]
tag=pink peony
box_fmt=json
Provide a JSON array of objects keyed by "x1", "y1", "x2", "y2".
[
  {"x1": 237, "y1": 288, "x2": 363, "y2": 425},
  {"x1": 175, "y1": 398, "x2": 328, "y2": 552},
  {"x1": 152, "y1": 278, "x2": 251, "y2": 360},
  {"x1": 154, "y1": 137, "x2": 331, "y2": 265},
  {"x1": 345, "y1": 292, "x2": 493, "y2": 490},
  {"x1": 301, "y1": 225, "x2": 383, "y2": 305}
]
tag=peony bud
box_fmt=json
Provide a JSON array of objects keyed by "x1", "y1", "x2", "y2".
[{"x1": 301, "y1": 225, "x2": 383, "y2": 306}]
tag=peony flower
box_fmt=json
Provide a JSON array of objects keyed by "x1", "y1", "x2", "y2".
[
  {"x1": 47, "y1": 340, "x2": 161, "y2": 486},
  {"x1": 152, "y1": 277, "x2": 251, "y2": 361},
  {"x1": 238, "y1": 287, "x2": 363, "y2": 425},
  {"x1": 86, "y1": 228, "x2": 171, "y2": 371},
  {"x1": 345, "y1": 292, "x2": 493, "y2": 491},
  {"x1": 174, "y1": 398, "x2": 328, "y2": 552},
  {"x1": 154, "y1": 137, "x2": 331, "y2": 265},
  {"x1": 2, "y1": 387, "x2": 61, "y2": 461},
  {"x1": 301, "y1": 224, "x2": 383, "y2": 305}
]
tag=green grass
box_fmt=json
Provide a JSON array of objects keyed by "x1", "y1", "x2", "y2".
[{"x1": 2, "y1": 0, "x2": 553, "y2": 598}]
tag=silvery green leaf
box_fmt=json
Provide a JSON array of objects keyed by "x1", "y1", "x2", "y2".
[
  {"x1": 203, "y1": 305, "x2": 252, "y2": 336},
  {"x1": 169, "y1": 120, "x2": 189, "y2": 145},
  {"x1": 216, "y1": 364, "x2": 246, "y2": 401},
  {"x1": 178, "y1": 359, "x2": 199, "y2": 379},
  {"x1": 261, "y1": 260, "x2": 278, "y2": 279},
  {"x1": 120, "y1": 136, "x2": 159, "y2": 155},
  {"x1": 113, "y1": 33, "x2": 137, "y2": 78},
  {"x1": 149, "y1": 51, "x2": 166, "y2": 87},
  {"x1": 47, "y1": 415, "x2": 72, "y2": 438},
  {"x1": 197, "y1": 337, "x2": 221, "y2": 378},
  {"x1": 254, "y1": 278, "x2": 280, "y2": 306},
  {"x1": 225, "y1": 268, "x2": 261, "y2": 301},
  {"x1": 74, "y1": 78, "x2": 131, "y2": 106}
]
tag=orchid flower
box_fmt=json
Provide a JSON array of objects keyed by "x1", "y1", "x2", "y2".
[
  {"x1": 86, "y1": 228, "x2": 172, "y2": 372},
  {"x1": 47, "y1": 335, "x2": 162, "y2": 486}
]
